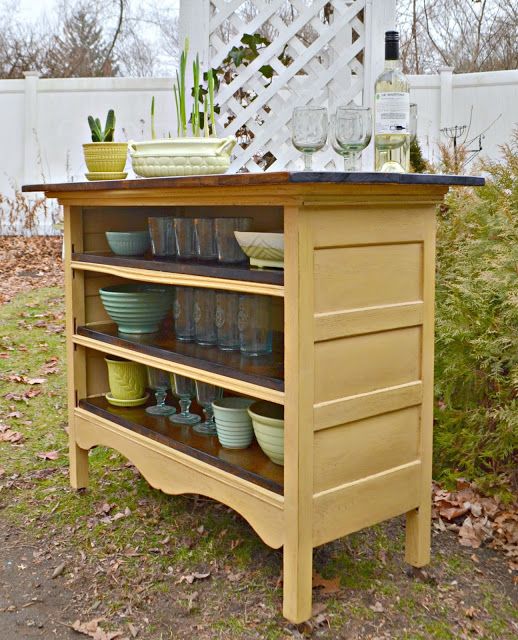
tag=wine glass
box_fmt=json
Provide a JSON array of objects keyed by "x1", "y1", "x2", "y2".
[
  {"x1": 291, "y1": 106, "x2": 328, "y2": 171},
  {"x1": 193, "y1": 381, "x2": 223, "y2": 436},
  {"x1": 333, "y1": 106, "x2": 372, "y2": 171},
  {"x1": 169, "y1": 374, "x2": 201, "y2": 426},
  {"x1": 145, "y1": 367, "x2": 176, "y2": 416}
]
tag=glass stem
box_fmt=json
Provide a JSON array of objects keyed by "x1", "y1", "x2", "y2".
[
  {"x1": 303, "y1": 151, "x2": 312, "y2": 171},
  {"x1": 351, "y1": 152, "x2": 359, "y2": 171},
  {"x1": 343, "y1": 153, "x2": 355, "y2": 172},
  {"x1": 203, "y1": 405, "x2": 214, "y2": 424},
  {"x1": 155, "y1": 388, "x2": 167, "y2": 407},
  {"x1": 179, "y1": 397, "x2": 191, "y2": 415}
]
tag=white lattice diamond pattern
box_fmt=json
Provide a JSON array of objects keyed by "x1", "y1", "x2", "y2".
[{"x1": 209, "y1": 0, "x2": 367, "y2": 171}]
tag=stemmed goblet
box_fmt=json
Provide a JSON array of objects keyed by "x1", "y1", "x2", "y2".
[
  {"x1": 169, "y1": 374, "x2": 201, "y2": 425},
  {"x1": 333, "y1": 106, "x2": 372, "y2": 171},
  {"x1": 291, "y1": 106, "x2": 328, "y2": 171},
  {"x1": 193, "y1": 381, "x2": 223, "y2": 436},
  {"x1": 145, "y1": 367, "x2": 176, "y2": 416}
]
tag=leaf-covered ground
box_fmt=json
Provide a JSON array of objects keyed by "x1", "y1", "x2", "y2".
[{"x1": 0, "y1": 237, "x2": 516, "y2": 639}]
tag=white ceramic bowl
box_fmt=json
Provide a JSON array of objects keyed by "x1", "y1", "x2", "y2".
[
  {"x1": 248, "y1": 401, "x2": 284, "y2": 465},
  {"x1": 212, "y1": 397, "x2": 254, "y2": 449},
  {"x1": 233, "y1": 232, "x2": 284, "y2": 269}
]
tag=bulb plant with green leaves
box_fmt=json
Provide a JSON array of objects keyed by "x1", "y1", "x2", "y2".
[{"x1": 87, "y1": 109, "x2": 116, "y2": 143}]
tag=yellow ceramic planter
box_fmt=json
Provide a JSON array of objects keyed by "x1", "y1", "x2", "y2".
[
  {"x1": 105, "y1": 357, "x2": 147, "y2": 400},
  {"x1": 129, "y1": 137, "x2": 236, "y2": 177},
  {"x1": 83, "y1": 142, "x2": 128, "y2": 173}
]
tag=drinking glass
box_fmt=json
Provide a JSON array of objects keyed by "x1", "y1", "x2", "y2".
[
  {"x1": 193, "y1": 382, "x2": 223, "y2": 435},
  {"x1": 194, "y1": 288, "x2": 217, "y2": 345},
  {"x1": 173, "y1": 217, "x2": 195, "y2": 259},
  {"x1": 215, "y1": 290, "x2": 239, "y2": 351},
  {"x1": 291, "y1": 106, "x2": 328, "y2": 171},
  {"x1": 173, "y1": 286, "x2": 195, "y2": 341},
  {"x1": 214, "y1": 217, "x2": 252, "y2": 263},
  {"x1": 145, "y1": 366, "x2": 176, "y2": 416},
  {"x1": 334, "y1": 106, "x2": 372, "y2": 171},
  {"x1": 148, "y1": 217, "x2": 175, "y2": 257},
  {"x1": 238, "y1": 294, "x2": 272, "y2": 356},
  {"x1": 169, "y1": 374, "x2": 201, "y2": 425},
  {"x1": 410, "y1": 103, "x2": 418, "y2": 142},
  {"x1": 194, "y1": 218, "x2": 217, "y2": 260}
]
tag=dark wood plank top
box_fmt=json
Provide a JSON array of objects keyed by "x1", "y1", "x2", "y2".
[
  {"x1": 77, "y1": 323, "x2": 284, "y2": 392},
  {"x1": 80, "y1": 395, "x2": 284, "y2": 494},
  {"x1": 73, "y1": 252, "x2": 284, "y2": 286},
  {"x1": 22, "y1": 171, "x2": 484, "y2": 193}
]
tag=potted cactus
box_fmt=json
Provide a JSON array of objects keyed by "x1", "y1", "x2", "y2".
[
  {"x1": 129, "y1": 40, "x2": 235, "y2": 178},
  {"x1": 83, "y1": 109, "x2": 128, "y2": 180}
]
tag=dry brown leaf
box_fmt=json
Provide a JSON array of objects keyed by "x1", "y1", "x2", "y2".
[
  {"x1": 37, "y1": 450, "x2": 59, "y2": 460},
  {"x1": 312, "y1": 571, "x2": 341, "y2": 594},
  {"x1": 0, "y1": 426, "x2": 24, "y2": 443},
  {"x1": 26, "y1": 377, "x2": 47, "y2": 385}
]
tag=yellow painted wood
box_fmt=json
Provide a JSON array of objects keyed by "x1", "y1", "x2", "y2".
[
  {"x1": 314, "y1": 327, "x2": 421, "y2": 404},
  {"x1": 313, "y1": 407, "x2": 420, "y2": 493},
  {"x1": 282, "y1": 206, "x2": 314, "y2": 623},
  {"x1": 405, "y1": 208, "x2": 437, "y2": 567},
  {"x1": 314, "y1": 243, "x2": 422, "y2": 313},
  {"x1": 74, "y1": 409, "x2": 284, "y2": 549},
  {"x1": 312, "y1": 461, "x2": 421, "y2": 547},
  {"x1": 64, "y1": 205, "x2": 89, "y2": 489},
  {"x1": 314, "y1": 301, "x2": 424, "y2": 341},
  {"x1": 313, "y1": 381, "x2": 423, "y2": 431},
  {"x1": 73, "y1": 260, "x2": 285, "y2": 297},
  {"x1": 72, "y1": 333, "x2": 284, "y2": 405}
]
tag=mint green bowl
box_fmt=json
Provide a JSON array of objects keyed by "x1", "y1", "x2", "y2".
[
  {"x1": 105, "y1": 231, "x2": 150, "y2": 256},
  {"x1": 99, "y1": 283, "x2": 172, "y2": 334}
]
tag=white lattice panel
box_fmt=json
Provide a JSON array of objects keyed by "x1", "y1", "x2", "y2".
[{"x1": 209, "y1": 0, "x2": 367, "y2": 172}]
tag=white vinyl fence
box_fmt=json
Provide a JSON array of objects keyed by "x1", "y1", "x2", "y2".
[{"x1": 0, "y1": 67, "x2": 517, "y2": 233}]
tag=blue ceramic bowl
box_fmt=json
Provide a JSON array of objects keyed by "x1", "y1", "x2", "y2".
[
  {"x1": 99, "y1": 283, "x2": 172, "y2": 334},
  {"x1": 105, "y1": 231, "x2": 151, "y2": 256}
]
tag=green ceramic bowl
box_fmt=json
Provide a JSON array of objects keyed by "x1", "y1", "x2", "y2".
[
  {"x1": 99, "y1": 283, "x2": 172, "y2": 334},
  {"x1": 105, "y1": 231, "x2": 151, "y2": 256},
  {"x1": 248, "y1": 401, "x2": 284, "y2": 465}
]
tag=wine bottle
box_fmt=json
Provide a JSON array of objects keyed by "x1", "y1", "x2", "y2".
[{"x1": 374, "y1": 31, "x2": 410, "y2": 172}]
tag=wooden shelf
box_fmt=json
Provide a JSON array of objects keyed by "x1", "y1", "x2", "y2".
[
  {"x1": 75, "y1": 323, "x2": 284, "y2": 397},
  {"x1": 79, "y1": 395, "x2": 284, "y2": 495},
  {"x1": 72, "y1": 252, "x2": 284, "y2": 295}
]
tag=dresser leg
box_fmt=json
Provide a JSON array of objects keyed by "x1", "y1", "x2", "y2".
[
  {"x1": 282, "y1": 541, "x2": 313, "y2": 623},
  {"x1": 70, "y1": 440, "x2": 89, "y2": 489},
  {"x1": 405, "y1": 503, "x2": 431, "y2": 567}
]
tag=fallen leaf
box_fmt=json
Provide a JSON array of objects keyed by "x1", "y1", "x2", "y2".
[
  {"x1": 0, "y1": 467, "x2": 5, "y2": 476},
  {"x1": 370, "y1": 601, "x2": 384, "y2": 613},
  {"x1": 465, "y1": 606, "x2": 477, "y2": 618},
  {"x1": 26, "y1": 377, "x2": 47, "y2": 385},
  {"x1": 127, "y1": 622, "x2": 138, "y2": 638},
  {"x1": 0, "y1": 426, "x2": 24, "y2": 443},
  {"x1": 176, "y1": 571, "x2": 211, "y2": 585},
  {"x1": 71, "y1": 618, "x2": 124, "y2": 640},
  {"x1": 52, "y1": 562, "x2": 66, "y2": 578},
  {"x1": 312, "y1": 571, "x2": 341, "y2": 594},
  {"x1": 311, "y1": 602, "x2": 327, "y2": 617},
  {"x1": 37, "y1": 450, "x2": 60, "y2": 461}
]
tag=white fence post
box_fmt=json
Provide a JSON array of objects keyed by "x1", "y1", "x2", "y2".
[
  {"x1": 179, "y1": 0, "x2": 210, "y2": 132},
  {"x1": 23, "y1": 70, "x2": 40, "y2": 185},
  {"x1": 439, "y1": 66, "x2": 454, "y2": 135},
  {"x1": 363, "y1": 0, "x2": 396, "y2": 169}
]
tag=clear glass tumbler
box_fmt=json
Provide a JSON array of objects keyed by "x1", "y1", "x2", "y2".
[
  {"x1": 214, "y1": 217, "x2": 252, "y2": 263},
  {"x1": 173, "y1": 286, "x2": 195, "y2": 341},
  {"x1": 238, "y1": 294, "x2": 273, "y2": 356},
  {"x1": 148, "y1": 217, "x2": 175, "y2": 257},
  {"x1": 173, "y1": 217, "x2": 195, "y2": 259},
  {"x1": 215, "y1": 290, "x2": 239, "y2": 351},
  {"x1": 145, "y1": 367, "x2": 176, "y2": 416},
  {"x1": 193, "y1": 381, "x2": 223, "y2": 435},
  {"x1": 193, "y1": 218, "x2": 217, "y2": 260},
  {"x1": 194, "y1": 288, "x2": 217, "y2": 346},
  {"x1": 169, "y1": 374, "x2": 201, "y2": 425}
]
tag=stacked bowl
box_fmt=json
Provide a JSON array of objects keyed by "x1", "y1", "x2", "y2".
[{"x1": 99, "y1": 283, "x2": 172, "y2": 334}]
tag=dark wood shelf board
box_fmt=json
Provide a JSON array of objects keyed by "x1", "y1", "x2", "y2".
[
  {"x1": 72, "y1": 252, "x2": 284, "y2": 286},
  {"x1": 79, "y1": 395, "x2": 284, "y2": 495},
  {"x1": 77, "y1": 323, "x2": 284, "y2": 392},
  {"x1": 22, "y1": 170, "x2": 484, "y2": 193}
]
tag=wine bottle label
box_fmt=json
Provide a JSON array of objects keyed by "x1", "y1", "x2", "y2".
[{"x1": 375, "y1": 92, "x2": 410, "y2": 135}]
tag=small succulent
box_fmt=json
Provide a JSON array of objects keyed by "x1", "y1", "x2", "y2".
[{"x1": 88, "y1": 109, "x2": 116, "y2": 142}]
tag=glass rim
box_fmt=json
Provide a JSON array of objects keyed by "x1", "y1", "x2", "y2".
[
  {"x1": 336, "y1": 105, "x2": 370, "y2": 112},
  {"x1": 293, "y1": 105, "x2": 328, "y2": 113}
]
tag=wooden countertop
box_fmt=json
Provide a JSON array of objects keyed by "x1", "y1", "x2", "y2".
[{"x1": 22, "y1": 171, "x2": 484, "y2": 194}]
